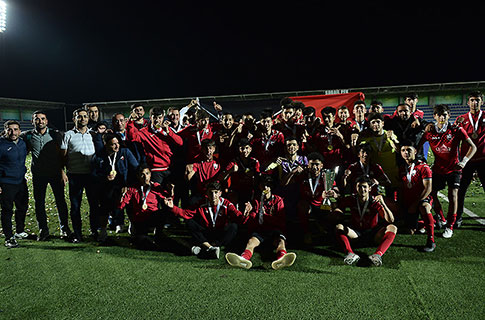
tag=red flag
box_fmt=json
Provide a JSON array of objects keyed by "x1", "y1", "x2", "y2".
[{"x1": 290, "y1": 92, "x2": 365, "y2": 120}]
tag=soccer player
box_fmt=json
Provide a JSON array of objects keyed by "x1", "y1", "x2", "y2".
[
  {"x1": 342, "y1": 143, "x2": 391, "y2": 195},
  {"x1": 164, "y1": 181, "x2": 252, "y2": 259},
  {"x1": 185, "y1": 139, "x2": 222, "y2": 203},
  {"x1": 85, "y1": 104, "x2": 100, "y2": 129},
  {"x1": 21, "y1": 110, "x2": 70, "y2": 241},
  {"x1": 250, "y1": 110, "x2": 285, "y2": 171},
  {"x1": 420, "y1": 104, "x2": 476, "y2": 238},
  {"x1": 178, "y1": 109, "x2": 217, "y2": 163},
  {"x1": 118, "y1": 164, "x2": 169, "y2": 248},
  {"x1": 222, "y1": 138, "x2": 261, "y2": 208},
  {"x1": 334, "y1": 176, "x2": 397, "y2": 266},
  {"x1": 455, "y1": 91, "x2": 485, "y2": 228},
  {"x1": 398, "y1": 141, "x2": 435, "y2": 252},
  {"x1": 0, "y1": 120, "x2": 29, "y2": 248},
  {"x1": 126, "y1": 107, "x2": 183, "y2": 184},
  {"x1": 225, "y1": 176, "x2": 296, "y2": 270}
]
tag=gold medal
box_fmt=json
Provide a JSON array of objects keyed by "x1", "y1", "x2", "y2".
[
  {"x1": 142, "y1": 203, "x2": 148, "y2": 210},
  {"x1": 327, "y1": 145, "x2": 333, "y2": 151},
  {"x1": 471, "y1": 132, "x2": 478, "y2": 139},
  {"x1": 110, "y1": 170, "x2": 117, "y2": 177},
  {"x1": 407, "y1": 182, "x2": 413, "y2": 189}
]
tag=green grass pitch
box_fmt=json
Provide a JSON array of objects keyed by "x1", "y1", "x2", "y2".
[{"x1": 0, "y1": 155, "x2": 484, "y2": 319}]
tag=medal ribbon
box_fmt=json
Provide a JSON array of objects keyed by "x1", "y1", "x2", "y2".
[
  {"x1": 108, "y1": 152, "x2": 117, "y2": 173},
  {"x1": 207, "y1": 198, "x2": 223, "y2": 227},
  {"x1": 468, "y1": 110, "x2": 483, "y2": 135},
  {"x1": 406, "y1": 163, "x2": 416, "y2": 186},
  {"x1": 356, "y1": 197, "x2": 370, "y2": 222},
  {"x1": 308, "y1": 174, "x2": 321, "y2": 196},
  {"x1": 140, "y1": 185, "x2": 151, "y2": 209}
]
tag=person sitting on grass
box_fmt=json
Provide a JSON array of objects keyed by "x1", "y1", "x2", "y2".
[
  {"x1": 118, "y1": 164, "x2": 169, "y2": 249},
  {"x1": 334, "y1": 175, "x2": 397, "y2": 267},
  {"x1": 164, "y1": 181, "x2": 252, "y2": 259},
  {"x1": 225, "y1": 176, "x2": 296, "y2": 270}
]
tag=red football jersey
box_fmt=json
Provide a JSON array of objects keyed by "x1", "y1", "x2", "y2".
[
  {"x1": 455, "y1": 111, "x2": 485, "y2": 163},
  {"x1": 338, "y1": 195, "x2": 385, "y2": 231},
  {"x1": 421, "y1": 124, "x2": 469, "y2": 175},
  {"x1": 192, "y1": 160, "x2": 221, "y2": 194},
  {"x1": 310, "y1": 126, "x2": 345, "y2": 169},
  {"x1": 399, "y1": 160, "x2": 432, "y2": 205},
  {"x1": 250, "y1": 129, "x2": 285, "y2": 168}
]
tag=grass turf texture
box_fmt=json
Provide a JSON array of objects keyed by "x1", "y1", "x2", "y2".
[{"x1": 1, "y1": 155, "x2": 484, "y2": 319}]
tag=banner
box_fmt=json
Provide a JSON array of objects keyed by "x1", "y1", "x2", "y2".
[{"x1": 290, "y1": 92, "x2": 365, "y2": 120}]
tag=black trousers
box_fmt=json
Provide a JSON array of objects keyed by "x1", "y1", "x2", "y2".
[
  {"x1": 457, "y1": 161, "x2": 485, "y2": 222},
  {"x1": 0, "y1": 180, "x2": 29, "y2": 239},
  {"x1": 185, "y1": 219, "x2": 238, "y2": 248}
]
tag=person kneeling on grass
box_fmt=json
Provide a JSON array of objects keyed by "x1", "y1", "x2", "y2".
[
  {"x1": 334, "y1": 175, "x2": 397, "y2": 267},
  {"x1": 164, "y1": 181, "x2": 252, "y2": 259},
  {"x1": 118, "y1": 164, "x2": 169, "y2": 249},
  {"x1": 225, "y1": 176, "x2": 296, "y2": 270}
]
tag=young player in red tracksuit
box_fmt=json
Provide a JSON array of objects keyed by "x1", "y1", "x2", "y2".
[
  {"x1": 164, "y1": 181, "x2": 252, "y2": 259},
  {"x1": 118, "y1": 164, "x2": 169, "y2": 248},
  {"x1": 126, "y1": 107, "x2": 183, "y2": 184},
  {"x1": 225, "y1": 176, "x2": 296, "y2": 270},
  {"x1": 334, "y1": 176, "x2": 397, "y2": 267}
]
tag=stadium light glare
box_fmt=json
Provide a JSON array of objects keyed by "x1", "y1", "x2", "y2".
[{"x1": 0, "y1": 0, "x2": 6, "y2": 33}]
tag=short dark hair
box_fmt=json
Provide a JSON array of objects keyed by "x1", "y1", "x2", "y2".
[
  {"x1": 396, "y1": 103, "x2": 411, "y2": 110},
  {"x1": 259, "y1": 175, "x2": 274, "y2": 189},
  {"x1": 285, "y1": 136, "x2": 299, "y2": 144},
  {"x1": 32, "y1": 110, "x2": 47, "y2": 119},
  {"x1": 468, "y1": 91, "x2": 483, "y2": 100},
  {"x1": 195, "y1": 109, "x2": 209, "y2": 121},
  {"x1": 357, "y1": 143, "x2": 372, "y2": 153},
  {"x1": 280, "y1": 97, "x2": 293, "y2": 108},
  {"x1": 238, "y1": 138, "x2": 251, "y2": 148},
  {"x1": 260, "y1": 110, "x2": 273, "y2": 120},
  {"x1": 321, "y1": 106, "x2": 336, "y2": 116},
  {"x1": 206, "y1": 181, "x2": 222, "y2": 191},
  {"x1": 291, "y1": 101, "x2": 306, "y2": 110},
  {"x1": 130, "y1": 103, "x2": 144, "y2": 110},
  {"x1": 84, "y1": 104, "x2": 99, "y2": 111},
  {"x1": 339, "y1": 106, "x2": 349, "y2": 111},
  {"x1": 400, "y1": 139, "x2": 416, "y2": 148},
  {"x1": 4, "y1": 119, "x2": 20, "y2": 130},
  {"x1": 136, "y1": 163, "x2": 151, "y2": 175},
  {"x1": 433, "y1": 104, "x2": 450, "y2": 115},
  {"x1": 149, "y1": 107, "x2": 164, "y2": 118},
  {"x1": 73, "y1": 108, "x2": 87, "y2": 118},
  {"x1": 307, "y1": 152, "x2": 324, "y2": 163},
  {"x1": 356, "y1": 175, "x2": 373, "y2": 185},
  {"x1": 303, "y1": 106, "x2": 316, "y2": 116},
  {"x1": 201, "y1": 138, "x2": 216, "y2": 148},
  {"x1": 370, "y1": 100, "x2": 383, "y2": 106},
  {"x1": 353, "y1": 100, "x2": 366, "y2": 106},
  {"x1": 367, "y1": 112, "x2": 384, "y2": 122},
  {"x1": 404, "y1": 92, "x2": 418, "y2": 100},
  {"x1": 102, "y1": 132, "x2": 118, "y2": 145}
]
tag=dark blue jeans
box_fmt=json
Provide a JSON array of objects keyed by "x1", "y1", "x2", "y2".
[
  {"x1": 0, "y1": 180, "x2": 29, "y2": 239},
  {"x1": 67, "y1": 173, "x2": 99, "y2": 239},
  {"x1": 32, "y1": 174, "x2": 69, "y2": 233}
]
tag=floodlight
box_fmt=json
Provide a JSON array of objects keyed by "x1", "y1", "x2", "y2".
[{"x1": 0, "y1": 0, "x2": 6, "y2": 33}]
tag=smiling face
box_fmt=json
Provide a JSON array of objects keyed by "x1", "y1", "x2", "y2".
[
  {"x1": 32, "y1": 113, "x2": 48, "y2": 132},
  {"x1": 397, "y1": 105, "x2": 411, "y2": 121},
  {"x1": 356, "y1": 181, "x2": 370, "y2": 199},
  {"x1": 239, "y1": 144, "x2": 252, "y2": 158},
  {"x1": 5, "y1": 123, "x2": 21, "y2": 142},
  {"x1": 308, "y1": 159, "x2": 323, "y2": 177},
  {"x1": 285, "y1": 139, "x2": 299, "y2": 156},
  {"x1": 112, "y1": 114, "x2": 126, "y2": 132},
  {"x1": 106, "y1": 137, "x2": 120, "y2": 154},
  {"x1": 222, "y1": 114, "x2": 234, "y2": 129},
  {"x1": 138, "y1": 168, "x2": 151, "y2": 186},
  {"x1": 73, "y1": 110, "x2": 89, "y2": 129},
  {"x1": 87, "y1": 106, "x2": 99, "y2": 122},
  {"x1": 337, "y1": 108, "x2": 350, "y2": 122},
  {"x1": 369, "y1": 119, "x2": 384, "y2": 134}
]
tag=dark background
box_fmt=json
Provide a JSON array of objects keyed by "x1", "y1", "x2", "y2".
[{"x1": 0, "y1": 1, "x2": 483, "y2": 104}]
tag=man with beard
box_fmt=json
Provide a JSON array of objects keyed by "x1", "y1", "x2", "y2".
[
  {"x1": 61, "y1": 108, "x2": 97, "y2": 242},
  {"x1": 0, "y1": 120, "x2": 28, "y2": 248},
  {"x1": 21, "y1": 110, "x2": 70, "y2": 241}
]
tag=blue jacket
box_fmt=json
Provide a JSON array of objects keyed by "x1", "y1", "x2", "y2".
[
  {"x1": 92, "y1": 147, "x2": 139, "y2": 186},
  {"x1": 0, "y1": 137, "x2": 27, "y2": 185}
]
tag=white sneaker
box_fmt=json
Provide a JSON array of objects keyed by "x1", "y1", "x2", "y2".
[
  {"x1": 442, "y1": 227, "x2": 453, "y2": 239},
  {"x1": 207, "y1": 246, "x2": 220, "y2": 259},
  {"x1": 343, "y1": 252, "x2": 360, "y2": 265},
  {"x1": 225, "y1": 253, "x2": 252, "y2": 269},
  {"x1": 14, "y1": 232, "x2": 28, "y2": 239},
  {"x1": 5, "y1": 238, "x2": 19, "y2": 248},
  {"x1": 368, "y1": 253, "x2": 383, "y2": 267},
  {"x1": 271, "y1": 252, "x2": 297, "y2": 270},
  {"x1": 115, "y1": 225, "x2": 124, "y2": 234},
  {"x1": 191, "y1": 246, "x2": 201, "y2": 256}
]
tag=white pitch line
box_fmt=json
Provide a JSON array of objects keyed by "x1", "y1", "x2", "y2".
[{"x1": 436, "y1": 192, "x2": 485, "y2": 225}]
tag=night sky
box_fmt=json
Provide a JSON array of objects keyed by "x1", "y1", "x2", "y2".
[{"x1": 0, "y1": 1, "x2": 483, "y2": 104}]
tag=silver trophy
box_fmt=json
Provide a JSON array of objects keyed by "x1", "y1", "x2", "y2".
[{"x1": 320, "y1": 167, "x2": 337, "y2": 210}]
